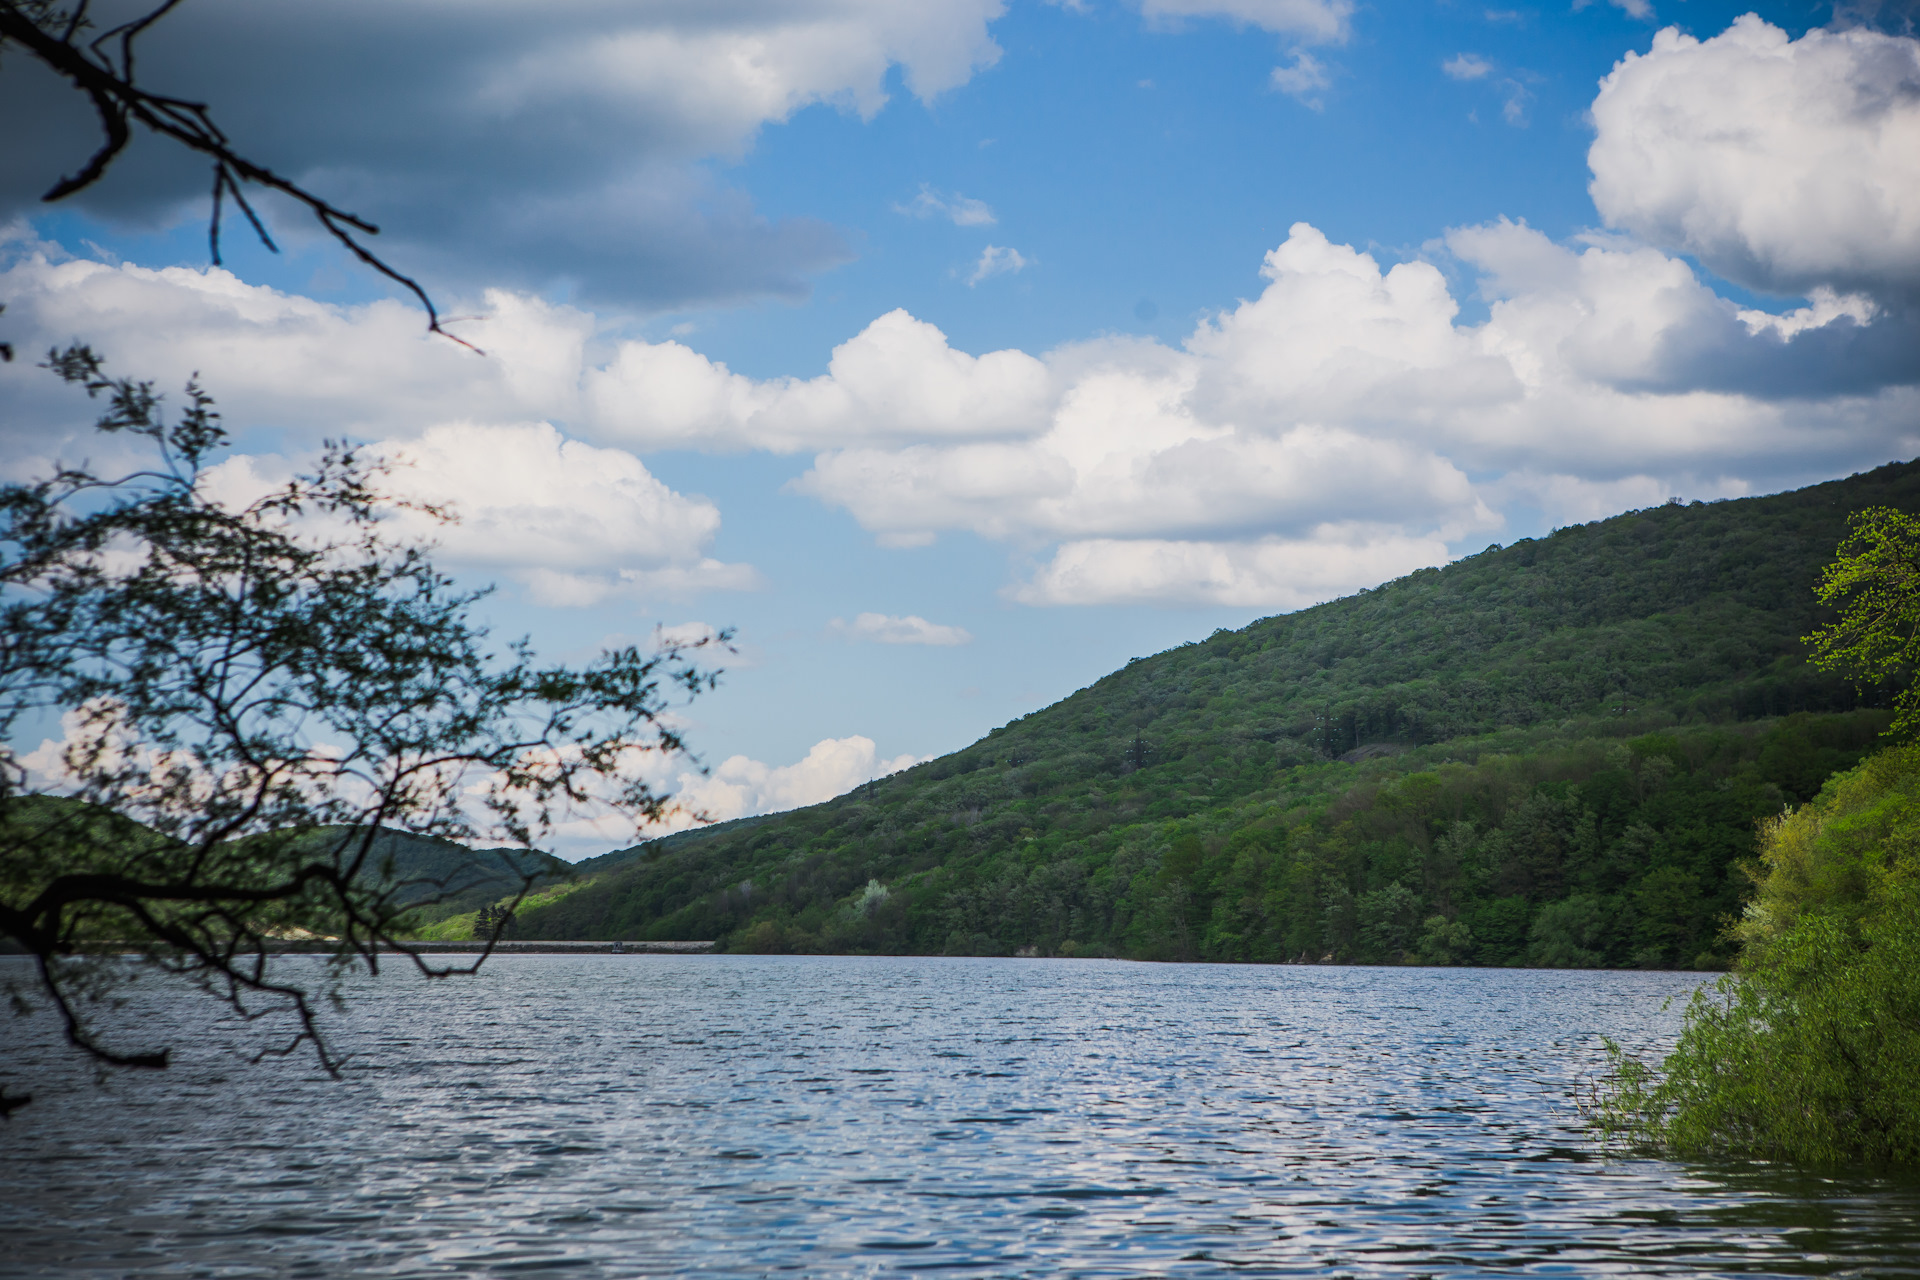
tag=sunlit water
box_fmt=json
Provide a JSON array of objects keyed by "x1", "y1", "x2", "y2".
[{"x1": 3, "y1": 956, "x2": 1917, "y2": 1278}]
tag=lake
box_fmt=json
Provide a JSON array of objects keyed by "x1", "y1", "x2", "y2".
[{"x1": 3, "y1": 956, "x2": 1917, "y2": 1277}]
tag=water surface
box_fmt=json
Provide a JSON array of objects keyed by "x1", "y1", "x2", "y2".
[{"x1": 3, "y1": 956, "x2": 1917, "y2": 1277}]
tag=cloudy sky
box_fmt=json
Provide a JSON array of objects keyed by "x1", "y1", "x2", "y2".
[{"x1": 5, "y1": 0, "x2": 1919, "y2": 855}]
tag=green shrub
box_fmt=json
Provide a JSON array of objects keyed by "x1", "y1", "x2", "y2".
[
  {"x1": 1592, "y1": 885, "x2": 1920, "y2": 1164},
  {"x1": 1588, "y1": 747, "x2": 1920, "y2": 1164}
]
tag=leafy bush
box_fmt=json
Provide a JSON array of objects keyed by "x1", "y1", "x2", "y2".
[{"x1": 1588, "y1": 747, "x2": 1920, "y2": 1164}]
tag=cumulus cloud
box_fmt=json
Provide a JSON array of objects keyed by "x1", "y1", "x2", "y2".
[
  {"x1": 1012, "y1": 528, "x2": 1452, "y2": 607},
  {"x1": 831, "y1": 613, "x2": 974, "y2": 645},
  {"x1": 790, "y1": 219, "x2": 1918, "y2": 604},
  {"x1": 1443, "y1": 54, "x2": 1494, "y2": 79},
  {"x1": 967, "y1": 245, "x2": 1031, "y2": 285},
  {"x1": 0, "y1": 246, "x2": 766, "y2": 608},
  {"x1": 587, "y1": 308, "x2": 1053, "y2": 451},
  {"x1": 0, "y1": 248, "x2": 588, "y2": 443},
  {"x1": 669, "y1": 736, "x2": 926, "y2": 830},
  {"x1": 18, "y1": 6, "x2": 1920, "y2": 618},
  {"x1": 0, "y1": 251, "x2": 1055, "y2": 458},
  {"x1": 203, "y1": 423, "x2": 759, "y2": 607},
  {"x1": 14, "y1": 202, "x2": 1917, "y2": 612},
  {"x1": 1446, "y1": 218, "x2": 1920, "y2": 400},
  {"x1": 0, "y1": 0, "x2": 1008, "y2": 309},
  {"x1": 1141, "y1": 0, "x2": 1354, "y2": 43},
  {"x1": 898, "y1": 185, "x2": 997, "y2": 226},
  {"x1": 1589, "y1": 16, "x2": 1920, "y2": 302},
  {"x1": 498, "y1": 732, "x2": 927, "y2": 860}
]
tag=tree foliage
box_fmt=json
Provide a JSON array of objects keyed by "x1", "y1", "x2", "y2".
[
  {"x1": 0, "y1": 351, "x2": 722, "y2": 1112},
  {"x1": 1808, "y1": 505, "x2": 1920, "y2": 739},
  {"x1": 1587, "y1": 746, "x2": 1920, "y2": 1164}
]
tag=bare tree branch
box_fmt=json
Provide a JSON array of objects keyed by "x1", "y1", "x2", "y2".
[{"x1": 0, "y1": 1, "x2": 474, "y2": 348}]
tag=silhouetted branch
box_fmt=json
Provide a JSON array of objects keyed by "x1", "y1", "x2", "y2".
[
  {"x1": 0, "y1": 1, "x2": 473, "y2": 349},
  {"x1": 0, "y1": 347, "x2": 730, "y2": 1101}
]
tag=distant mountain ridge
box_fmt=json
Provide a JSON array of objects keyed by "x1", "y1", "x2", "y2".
[
  {"x1": 517, "y1": 460, "x2": 1920, "y2": 965},
  {"x1": 290, "y1": 827, "x2": 569, "y2": 923}
]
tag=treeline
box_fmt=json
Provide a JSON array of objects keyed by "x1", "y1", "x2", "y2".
[
  {"x1": 525, "y1": 712, "x2": 1885, "y2": 967},
  {"x1": 517, "y1": 461, "x2": 1920, "y2": 966}
]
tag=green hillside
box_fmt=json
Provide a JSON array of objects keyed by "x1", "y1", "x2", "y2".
[
  {"x1": 518, "y1": 462, "x2": 1920, "y2": 966},
  {"x1": 0, "y1": 804, "x2": 569, "y2": 951},
  {"x1": 316, "y1": 828, "x2": 570, "y2": 923}
]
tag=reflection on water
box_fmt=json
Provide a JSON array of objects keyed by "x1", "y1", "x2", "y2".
[{"x1": 3, "y1": 956, "x2": 1917, "y2": 1277}]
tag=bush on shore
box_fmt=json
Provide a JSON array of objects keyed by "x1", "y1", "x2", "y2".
[{"x1": 1588, "y1": 746, "x2": 1920, "y2": 1164}]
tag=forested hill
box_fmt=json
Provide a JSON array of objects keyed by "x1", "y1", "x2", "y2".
[{"x1": 519, "y1": 461, "x2": 1920, "y2": 966}]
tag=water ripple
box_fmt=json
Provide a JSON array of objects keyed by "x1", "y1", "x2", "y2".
[{"x1": 4, "y1": 956, "x2": 1919, "y2": 1278}]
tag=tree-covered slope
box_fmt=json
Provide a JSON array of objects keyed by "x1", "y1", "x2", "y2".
[
  {"x1": 331, "y1": 829, "x2": 570, "y2": 921},
  {"x1": 520, "y1": 461, "x2": 1920, "y2": 965},
  {"x1": 275, "y1": 827, "x2": 570, "y2": 925}
]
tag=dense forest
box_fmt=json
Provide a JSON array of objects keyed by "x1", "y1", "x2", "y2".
[{"x1": 507, "y1": 462, "x2": 1920, "y2": 967}]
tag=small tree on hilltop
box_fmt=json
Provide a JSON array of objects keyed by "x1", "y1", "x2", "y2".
[{"x1": 1807, "y1": 505, "x2": 1920, "y2": 737}]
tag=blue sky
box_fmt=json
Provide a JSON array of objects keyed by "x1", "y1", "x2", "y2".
[{"x1": 5, "y1": 0, "x2": 1918, "y2": 855}]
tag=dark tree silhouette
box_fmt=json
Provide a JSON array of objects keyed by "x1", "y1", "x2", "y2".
[
  {"x1": 0, "y1": 0, "x2": 464, "y2": 344},
  {"x1": 472, "y1": 904, "x2": 518, "y2": 941},
  {"x1": 0, "y1": 350, "x2": 725, "y2": 1114}
]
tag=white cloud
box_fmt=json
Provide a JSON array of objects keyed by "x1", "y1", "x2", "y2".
[
  {"x1": 1589, "y1": 16, "x2": 1920, "y2": 301},
  {"x1": 18, "y1": 7, "x2": 1920, "y2": 619},
  {"x1": 0, "y1": 249, "x2": 592, "y2": 442},
  {"x1": 1500, "y1": 78, "x2": 1532, "y2": 126},
  {"x1": 831, "y1": 612, "x2": 974, "y2": 645},
  {"x1": 1574, "y1": 0, "x2": 1654, "y2": 19},
  {"x1": 671, "y1": 736, "x2": 926, "y2": 828},
  {"x1": 1443, "y1": 53, "x2": 1494, "y2": 80},
  {"x1": 790, "y1": 219, "x2": 1918, "y2": 604},
  {"x1": 15, "y1": 203, "x2": 1916, "y2": 613},
  {"x1": 898, "y1": 184, "x2": 997, "y2": 226},
  {"x1": 1270, "y1": 50, "x2": 1334, "y2": 106},
  {"x1": 587, "y1": 308, "x2": 1053, "y2": 451},
  {"x1": 1738, "y1": 288, "x2": 1879, "y2": 339},
  {"x1": 203, "y1": 423, "x2": 760, "y2": 607},
  {"x1": 1486, "y1": 470, "x2": 1747, "y2": 527},
  {"x1": 654, "y1": 621, "x2": 731, "y2": 651},
  {"x1": 0, "y1": 251, "x2": 1054, "y2": 457},
  {"x1": 2, "y1": 252, "x2": 778, "y2": 609},
  {"x1": 1, "y1": 0, "x2": 1010, "y2": 309},
  {"x1": 967, "y1": 244, "x2": 1031, "y2": 285},
  {"x1": 1141, "y1": 0, "x2": 1354, "y2": 43},
  {"x1": 1012, "y1": 528, "x2": 1452, "y2": 607},
  {"x1": 495, "y1": 734, "x2": 928, "y2": 860},
  {"x1": 797, "y1": 420, "x2": 1492, "y2": 546},
  {"x1": 1445, "y1": 217, "x2": 1920, "y2": 401}
]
